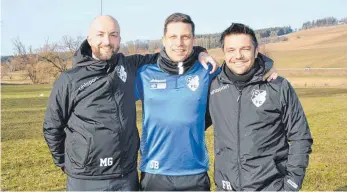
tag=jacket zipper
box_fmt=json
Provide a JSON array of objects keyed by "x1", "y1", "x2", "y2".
[
  {"x1": 108, "y1": 70, "x2": 125, "y2": 178},
  {"x1": 236, "y1": 87, "x2": 243, "y2": 190}
]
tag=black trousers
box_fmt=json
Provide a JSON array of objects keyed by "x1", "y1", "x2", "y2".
[
  {"x1": 140, "y1": 172, "x2": 210, "y2": 191},
  {"x1": 67, "y1": 170, "x2": 139, "y2": 191}
]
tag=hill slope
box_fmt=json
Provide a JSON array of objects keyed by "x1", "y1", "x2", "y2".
[{"x1": 209, "y1": 24, "x2": 347, "y2": 68}]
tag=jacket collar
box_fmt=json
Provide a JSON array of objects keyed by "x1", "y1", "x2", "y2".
[
  {"x1": 218, "y1": 53, "x2": 274, "y2": 85},
  {"x1": 72, "y1": 39, "x2": 119, "y2": 72}
]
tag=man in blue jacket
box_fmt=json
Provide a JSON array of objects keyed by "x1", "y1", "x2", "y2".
[{"x1": 136, "y1": 12, "x2": 216, "y2": 191}]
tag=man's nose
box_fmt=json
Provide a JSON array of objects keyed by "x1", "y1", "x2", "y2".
[
  {"x1": 234, "y1": 50, "x2": 243, "y2": 59},
  {"x1": 174, "y1": 37, "x2": 184, "y2": 46},
  {"x1": 102, "y1": 36, "x2": 110, "y2": 45}
]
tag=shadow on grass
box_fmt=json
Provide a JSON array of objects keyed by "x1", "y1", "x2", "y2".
[
  {"x1": 1, "y1": 83, "x2": 33, "y2": 85},
  {"x1": 1, "y1": 83, "x2": 52, "y2": 93},
  {"x1": 296, "y1": 88, "x2": 347, "y2": 98},
  {"x1": 1, "y1": 97, "x2": 48, "y2": 109},
  {"x1": 1, "y1": 121, "x2": 44, "y2": 141},
  {"x1": 306, "y1": 108, "x2": 347, "y2": 119},
  {"x1": 335, "y1": 186, "x2": 347, "y2": 191}
]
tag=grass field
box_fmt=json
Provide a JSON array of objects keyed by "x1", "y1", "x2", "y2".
[{"x1": 1, "y1": 84, "x2": 347, "y2": 190}]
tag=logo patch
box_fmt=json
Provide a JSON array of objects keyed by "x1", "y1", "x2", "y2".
[
  {"x1": 186, "y1": 75, "x2": 199, "y2": 91},
  {"x1": 251, "y1": 89, "x2": 266, "y2": 107},
  {"x1": 150, "y1": 79, "x2": 166, "y2": 89},
  {"x1": 115, "y1": 65, "x2": 127, "y2": 82}
]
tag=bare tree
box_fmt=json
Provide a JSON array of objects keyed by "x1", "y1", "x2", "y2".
[
  {"x1": 126, "y1": 41, "x2": 136, "y2": 54},
  {"x1": 12, "y1": 38, "x2": 29, "y2": 71},
  {"x1": 148, "y1": 40, "x2": 161, "y2": 53},
  {"x1": 38, "y1": 36, "x2": 82, "y2": 77},
  {"x1": 1, "y1": 63, "x2": 10, "y2": 79},
  {"x1": 10, "y1": 36, "x2": 83, "y2": 84},
  {"x1": 4, "y1": 61, "x2": 15, "y2": 79},
  {"x1": 12, "y1": 38, "x2": 42, "y2": 84},
  {"x1": 62, "y1": 35, "x2": 83, "y2": 52},
  {"x1": 25, "y1": 46, "x2": 41, "y2": 83}
]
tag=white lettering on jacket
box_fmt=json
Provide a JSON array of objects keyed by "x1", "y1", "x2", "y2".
[{"x1": 210, "y1": 84, "x2": 229, "y2": 95}]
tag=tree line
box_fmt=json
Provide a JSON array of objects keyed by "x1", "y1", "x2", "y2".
[
  {"x1": 1, "y1": 16, "x2": 346, "y2": 84},
  {"x1": 301, "y1": 16, "x2": 347, "y2": 30},
  {"x1": 119, "y1": 26, "x2": 293, "y2": 54},
  {"x1": 1, "y1": 36, "x2": 83, "y2": 84}
]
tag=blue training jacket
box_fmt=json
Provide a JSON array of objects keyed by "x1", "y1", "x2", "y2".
[{"x1": 135, "y1": 61, "x2": 219, "y2": 176}]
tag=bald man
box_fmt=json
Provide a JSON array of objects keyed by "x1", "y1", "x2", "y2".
[{"x1": 43, "y1": 15, "x2": 214, "y2": 191}]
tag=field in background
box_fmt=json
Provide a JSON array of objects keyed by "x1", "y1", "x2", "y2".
[
  {"x1": 209, "y1": 24, "x2": 347, "y2": 69},
  {"x1": 2, "y1": 25, "x2": 346, "y2": 88},
  {"x1": 1, "y1": 71, "x2": 33, "y2": 84},
  {"x1": 278, "y1": 69, "x2": 347, "y2": 88},
  {"x1": 2, "y1": 24, "x2": 347, "y2": 190},
  {"x1": 208, "y1": 25, "x2": 347, "y2": 88},
  {"x1": 1, "y1": 84, "x2": 347, "y2": 190}
]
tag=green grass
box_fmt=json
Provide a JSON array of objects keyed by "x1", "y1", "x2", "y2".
[{"x1": 1, "y1": 84, "x2": 347, "y2": 190}]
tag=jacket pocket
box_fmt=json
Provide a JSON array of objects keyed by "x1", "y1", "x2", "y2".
[
  {"x1": 66, "y1": 129, "x2": 92, "y2": 169},
  {"x1": 274, "y1": 158, "x2": 288, "y2": 177},
  {"x1": 260, "y1": 159, "x2": 286, "y2": 191}
]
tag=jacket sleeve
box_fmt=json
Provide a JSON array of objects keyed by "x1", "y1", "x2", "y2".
[
  {"x1": 125, "y1": 53, "x2": 160, "y2": 73},
  {"x1": 205, "y1": 81, "x2": 214, "y2": 130},
  {"x1": 204, "y1": 105, "x2": 213, "y2": 130},
  {"x1": 280, "y1": 79, "x2": 313, "y2": 191},
  {"x1": 43, "y1": 73, "x2": 71, "y2": 167}
]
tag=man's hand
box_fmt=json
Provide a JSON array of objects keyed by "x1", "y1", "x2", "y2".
[
  {"x1": 198, "y1": 52, "x2": 219, "y2": 74},
  {"x1": 263, "y1": 67, "x2": 278, "y2": 81}
]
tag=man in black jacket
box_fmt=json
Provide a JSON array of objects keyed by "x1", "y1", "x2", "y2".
[
  {"x1": 208, "y1": 23, "x2": 313, "y2": 191},
  {"x1": 43, "y1": 15, "x2": 214, "y2": 191}
]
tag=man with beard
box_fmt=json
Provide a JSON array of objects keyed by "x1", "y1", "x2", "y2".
[
  {"x1": 208, "y1": 23, "x2": 313, "y2": 191},
  {"x1": 135, "y1": 13, "x2": 276, "y2": 191},
  {"x1": 43, "y1": 15, "x2": 216, "y2": 191}
]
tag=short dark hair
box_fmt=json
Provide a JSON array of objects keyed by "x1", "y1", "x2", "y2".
[
  {"x1": 164, "y1": 13, "x2": 195, "y2": 36},
  {"x1": 220, "y1": 23, "x2": 258, "y2": 48}
]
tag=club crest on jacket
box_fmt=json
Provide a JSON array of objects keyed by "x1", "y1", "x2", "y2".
[
  {"x1": 186, "y1": 75, "x2": 199, "y2": 91},
  {"x1": 116, "y1": 65, "x2": 127, "y2": 82},
  {"x1": 251, "y1": 89, "x2": 266, "y2": 107}
]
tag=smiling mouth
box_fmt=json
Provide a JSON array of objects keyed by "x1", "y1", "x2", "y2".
[
  {"x1": 173, "y1": 49, "x2": 185, "y2": 53},
  {"x1": 232, "y1": 60, "x2": 248, "y2": 64}
]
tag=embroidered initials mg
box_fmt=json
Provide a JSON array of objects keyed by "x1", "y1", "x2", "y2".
[{"x1": 100, "y1": 157, "x2": 113, "y2": 167}]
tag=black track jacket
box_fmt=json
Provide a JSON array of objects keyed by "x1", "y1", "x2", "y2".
[
  {"x1": 209, "y1": 56, "x2": 313, "y2": 191},
  {"x1": 43, "y1": 40, "x2": 160, "y2": 179}
]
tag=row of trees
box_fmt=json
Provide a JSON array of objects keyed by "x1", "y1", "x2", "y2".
[
  {"x1": 1, "y1": 16, "x2": 346, "y2": 84},
  {"x1": 339, "y1": 17, "x2": 347, "y2": 24},
  {"x1": 1, "y1": 36, "x2": 82, "y2": 83},
  {"x1": 119, "y1": 26, "x2": 293, "y2": 54},
  {"x1": 120, "y1": 16, "x2": 346, "y2": 54},
  {"x1": 301, "y1": 17, "x2": 344, "y2": 30},
  {"x1": 256, "y1": 26, "x2": 293, "y2": 38},
  {"x1": 1, "y1": 26, "x2": 288, "y2": 84}
]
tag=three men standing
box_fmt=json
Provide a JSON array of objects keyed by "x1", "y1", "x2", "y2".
[{"x1": 44, "y1": 14, "x2": 312, "y2": 191}]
